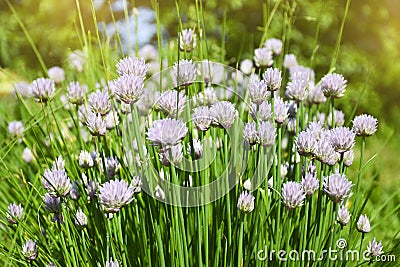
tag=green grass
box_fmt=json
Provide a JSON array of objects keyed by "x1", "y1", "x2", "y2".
[{"x1": 0, "y1": 0, "x2": 399, "y2": 266}]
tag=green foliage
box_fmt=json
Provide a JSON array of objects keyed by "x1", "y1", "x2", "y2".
[{"x1": 0, "y1": 0, "x2": 400, "y2": 266}]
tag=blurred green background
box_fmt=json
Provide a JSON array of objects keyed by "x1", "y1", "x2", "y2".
[{"x1": 0, "y1": 0, "x2": 399, "y2": 234}]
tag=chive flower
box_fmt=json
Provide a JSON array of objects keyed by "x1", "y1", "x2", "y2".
[
  {"x1": 357, "y1": 214, "x2": 371, "y2": 233},
  {"x1": 366, "y1": 238, "x2": 384, "y2": 258},
  {"x1": 147, "y1": 118, "x2": 188, "y2": 147},
  {"x1": 116, "y1": 56, "x2": 149, "y2": 78},
  {"x1": 282, "y1": 181, "x2": 306, "y2": 210},
  {"x1": 179, "y1": 28, "x2": 197, "y2": 52},
  {"x1": 323, "y1": 174, "x2": 353, "y2": 203},
  {"x1": 67, "y1": 81, "x2": 87, "y2": 105},
  {"x1": 112, "y1": 75, "x2": 144, "y2": 104},
  {"x1": 22, "y1": 240, "x2": 38, "y2": 261},
  {"x1": 337, "y1": 205, "x2": 351, "y2": 226},
  {"x1": 210, "y1": 101, "x2": 236, "y2": 129},
  {"x1": 99, "y1": 180, "x2": 135, "y2": 215},
  {"x1": 320, "y1": 73, "x2": 347, "y2": 98},
  {"x1": 352, "y1": 114, "x2": 378, "y2": 137},
  {"x1": 237, "y1": 191, "x2": 255, "y2": 213},
  {"x1": 31, "y1": 78, "x2": 55, "y2": 102},
  {"x1": 7, "y1": 203, "x2": 24, "y2": 224}
]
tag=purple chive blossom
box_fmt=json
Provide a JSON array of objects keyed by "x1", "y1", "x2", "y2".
[
  {"x1": 78, "y1": 150, "x2": 94, "y2": 169},
  {"x1": 179, "y1": 28, "x2": 197, "y2": 52},
  {"x1": 43, "y1": 193, "x2": 63, "y2": 223},
  {"x1": 112, "y1": 75, "x2": 144, "y2": 104},
  {"x1": 323, "y1": 173, "x2": 353, "y2": 203},
  {"x1": 105, "y1": 156, "x2": 120, "y2": 178},
  {"x1": 257, "y1": 121, "x2": 276, "y2": 147},
  {"x1": 314, "y1": 137, "x2": 339, "y2": 166},
  {"x1": 116, "y1": 56, "x2": 149, "y2": 77},
  {"x1": 283, "y1": 54, "x2": 298, "y2": 69},
  {"x1": 74, "y1": 209, "x2": 88, "y2": 227},
  {"x1": 22, "y1": 240, "x2": 38, "y2": 261},
  {"x1": 251, "y1": 101, "x2": 272, "y2": 122},
  {"x1": 172, "y1": 59, "x2": 197, "y2": 88},
  {"x1": 155, "y1": 90, "x2": 187, "y2": 117},
  {"x1": 296, "y1": 131, "x2": 318, "y2": 157},
  {"x1": 85, "y1": 112, "x2": 107, "y2": 136},
  {"x1": 328, "y1": 109, "x2": 345, "y2": 128},
  {"x1": 264, "y1": 38, "x2": 283, "y2": 55},
  {"x1": 282, "y1": 181, "x2": 306, "y2": 210},
  {"x1": 7, "y1": 203, "x2": 24, "y2": 224},
  {"x1": 330, "y1": 127, "x2": 356, "y2": 153},
  {"x1": 67, "y1": 81, "x2": 87, "y2": 105},
  {"x1": 352, "y1": 114, "x2": 378, "y2": 137},
  {"x1": 192, "y1": 106, "x2": 213, "y2": 131},
  {"x1": 286, "y1": 78, "x2": 308, "y2": 102},
  {"x1": 99, "y1": 180, "x2": 135, "y2": 215},
  {"x1": 274, "y1": 97, "x2": 289, "y2": 124},
  {"x1": 248, "y1": 77, "x2": 269, "y2": 105},
  {"x1": 243, "y1": 122, "x2": 258, "y2": 146},
  {"x1": 337, "y1": 205, "x2": 351, "y2": 226},
  {"x1": 88, "y1": 91, "x2": 111, "y2": 115},
  {"x1": 31, "y1": 78, "x2": 55, "y2": 102},
  {"x1": 263, "y1": 68, "x2": 282, "y2": 91},
  {"x1": 301, "y1": 172, "x2": 319, "y2": 196},
  {"x1": 106, "y1": 257, "x2": 120, "y2": 267},
  {"x1": 210, "y1": 101, "x2": 236, "y2": 129},
  {"x1": 254, "y1": 47, "x2": 273, "y2": 67},
  {"x1": 320, "y1": 73, "x2": 347, "y2": 98},
  {"x1": 289, "y1": 66, "x2": 315, "y2": 85},
  {"x1": 146, "y1": 118, "x2": 188, "y2": 147},
  {"x1": 8, "y1": 121, "x2": 24, "y2": 137},
  {"x1": 357, "y1": 214, "x2": 371, "y2": 233},
  {"x1": 343, "y1": 150, "x2": 354, "y2": 167},
  {"x1": 237, "y1": 191, "x2": 255, "y2": 213},
  {"x1": 366, "y1": 238, "x2": 384, "y2": 258},
  {"x1": 308, "y1": 85, "x2": 327, "y2": 104},
  {"x1": 160, "y1": 144, "x2": 183, "y2": 166},
  {"x1": 42, "y1": 168, "x2": 71, "y2": 198},
  {"x1": 48, "y1": 66, "x2": 65, "y2": 84},
  {"x1": 196, "y1": 86, "x2": 218, "y2": 106}
]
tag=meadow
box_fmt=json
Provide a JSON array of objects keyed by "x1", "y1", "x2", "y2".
[{"x1": 0, "y1": 0, "x2": 399, "y2": 266}]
